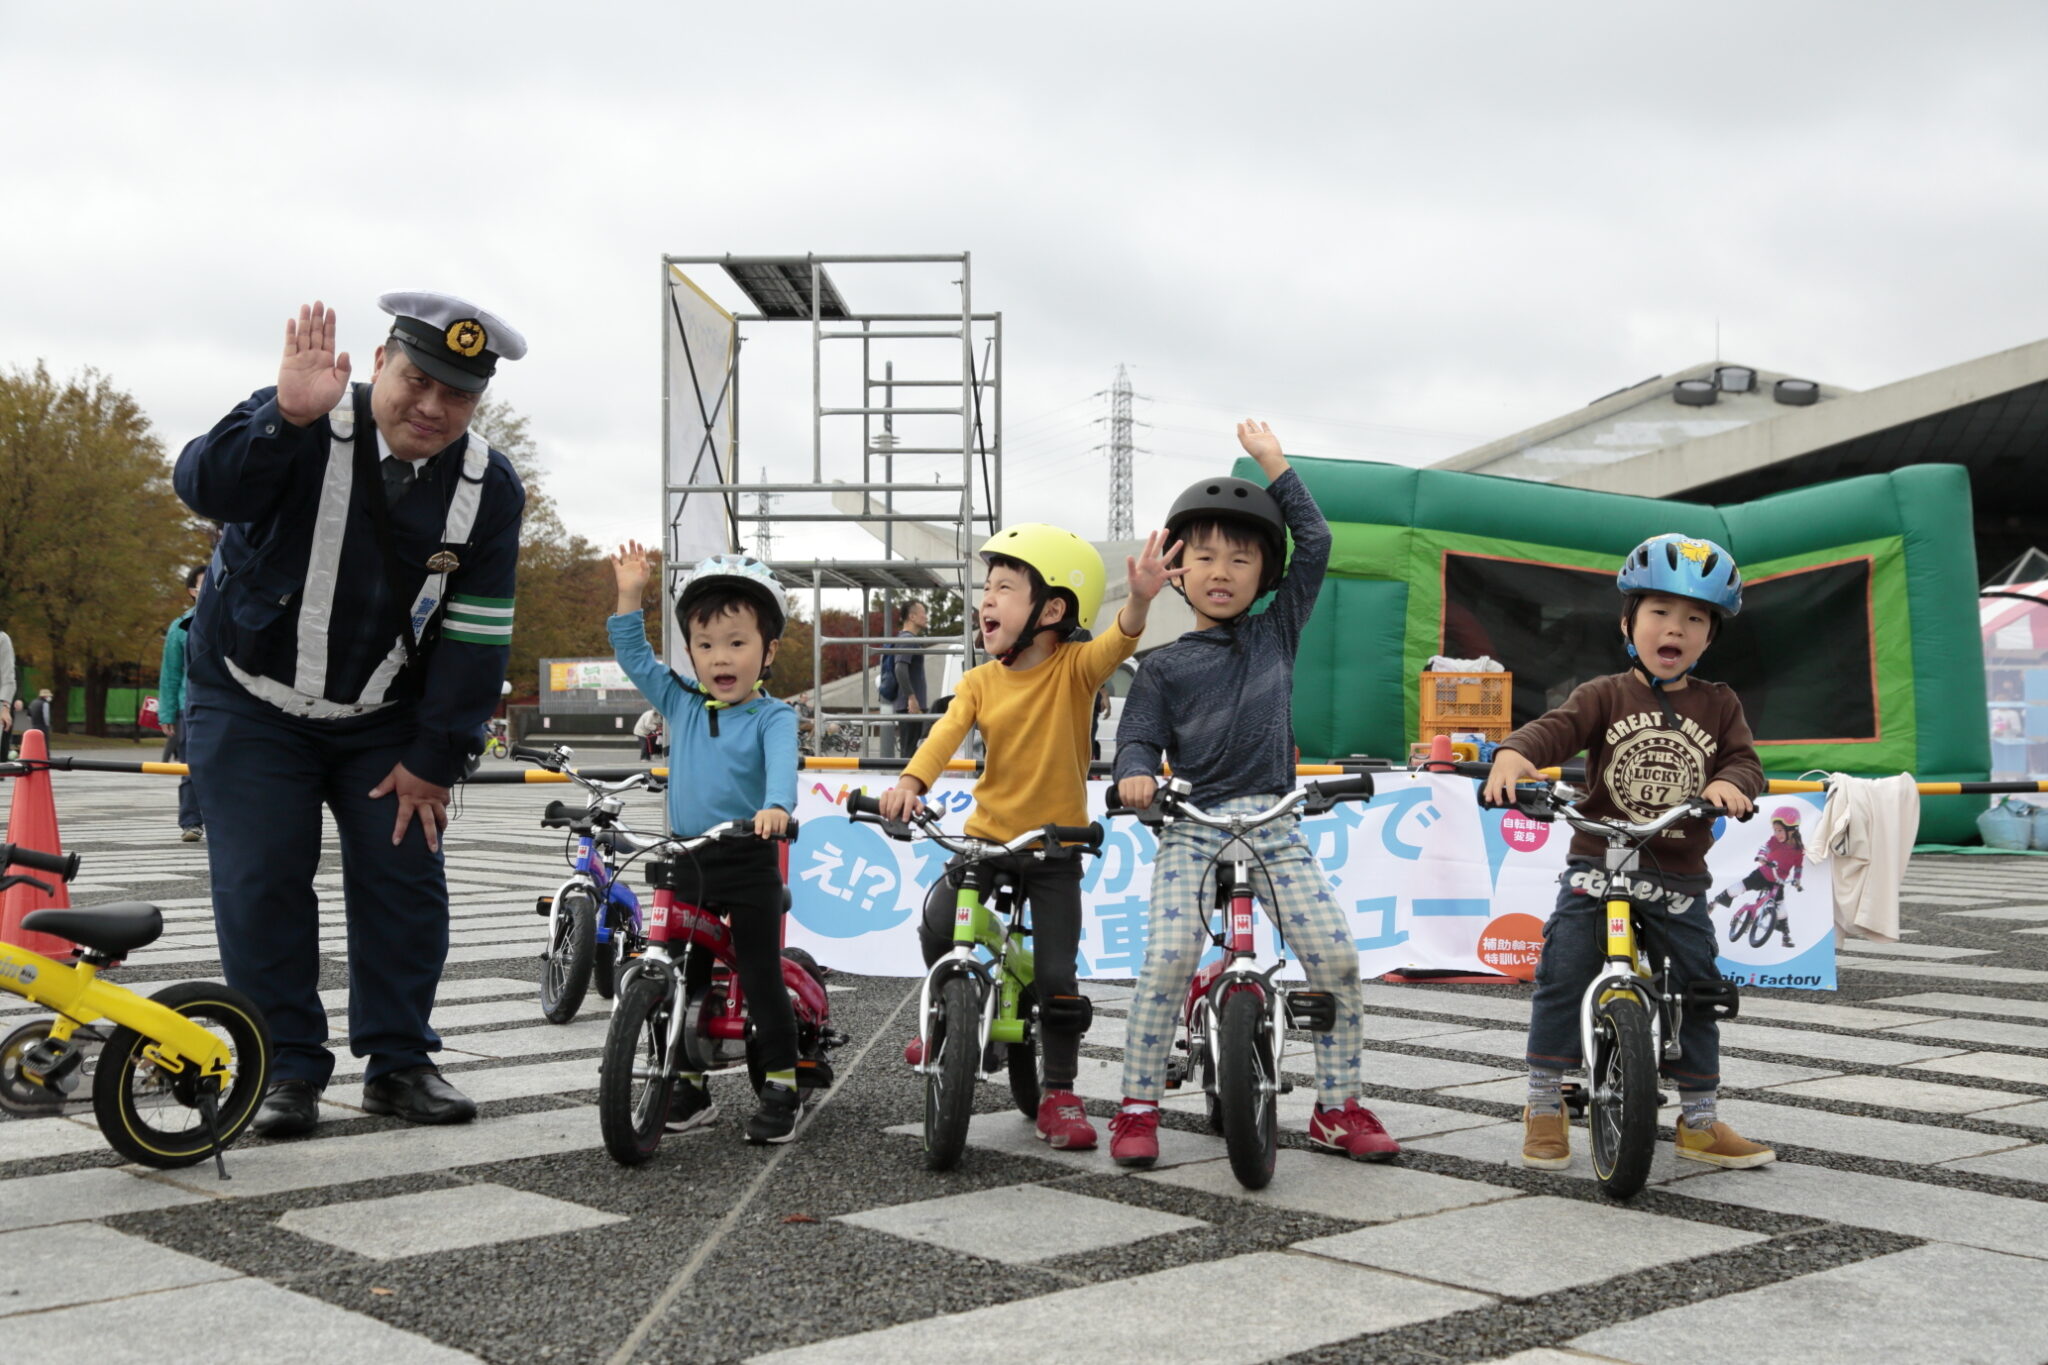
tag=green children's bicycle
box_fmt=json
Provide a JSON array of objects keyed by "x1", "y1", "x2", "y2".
[{"x1": 847, "y1": 793, "x2": 1101, "y2": 1171}]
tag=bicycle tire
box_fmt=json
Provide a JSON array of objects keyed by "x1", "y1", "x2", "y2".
[
  {"x1": 744, "y1": 950, "x2": 826, "y2": 1105},
  {"x1": 1748, "y1": 894, "x2": 1780, "y2": 950},
  {"x1": 94, "y1": 982, "x2": 270, "y2": 1169},
  {"x1": 1196, "y1": 1028, "x2": 1225, "y2": 1133},
  {"x1": 1217, "y1": 987, "x2": 1278, "y2": 1190},
  {"x1": 598, "y1": 975, "x2": 673, "y2": 1166},
  {"x1": 0, "y1": 1019, "x2": 69, "y2": 1116},
  {"x1": 1588, "y1": 995, "x2": 1657, "y2": 1200},
  {"x1": 923, "y1": 974, "x2": 979, "y2": 1171},
  {"x1": 592, "y1": 901, "x2": 621, "y2": 1002},
  {"x1": 1006, "y1": 986, "x2": 1041, "y2": 1118},
  {"x1": 1726, "y1": 901, "x2": 1756, "y2": 944},
  {"x1": 539, "y1": 887, "x2": 598, "y2": 1024}
]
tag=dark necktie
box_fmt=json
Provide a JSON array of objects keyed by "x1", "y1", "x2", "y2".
[{"x1": 381, "y1": 456, "x2": 415, "y2": 508}]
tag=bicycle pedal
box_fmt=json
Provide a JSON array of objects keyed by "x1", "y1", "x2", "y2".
[
  {"x1": 534, "y1": 895, "x2": 553, "y2": 918},
  {"x1": 1284, "y1": 990, "x2": 1338, "y2": 1033},
  {"x1": 797, "y1": 1058, "x2": 835, "y2": 1090},
  {"x1": 819, "y1": 1029, "x2": 851, "y2": 1050}
]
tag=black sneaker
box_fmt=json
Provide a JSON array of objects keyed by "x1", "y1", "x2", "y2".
[
  {"x1": 664, "y1": 1079, "x2": 718, "y2": 1133},
  {"x1": 745, "y1": 1082, "x2": 801, "y2": 1145}
]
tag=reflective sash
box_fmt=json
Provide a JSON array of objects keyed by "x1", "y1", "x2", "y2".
[{"x1": 230, "y1": 390, "x2": 488, "y2": 718}]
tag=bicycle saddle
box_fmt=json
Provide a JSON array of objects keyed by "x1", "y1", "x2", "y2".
[{"x1": 23, "y1": 902, "x2": 164, "y2": 957}]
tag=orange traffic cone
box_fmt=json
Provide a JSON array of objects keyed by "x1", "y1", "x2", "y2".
[{"x1": 2, "y1": 728, "x2": 77, "y2": 957}]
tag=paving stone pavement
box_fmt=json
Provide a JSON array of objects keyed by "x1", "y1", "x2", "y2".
[{"x1": 4, "y1": 763, "x2": 2048, "y2": 1362}]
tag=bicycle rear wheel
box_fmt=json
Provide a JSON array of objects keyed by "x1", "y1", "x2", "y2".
[
  {"x1": 1588, "y1": 995, "x2": 1657, "y2": 1200},
  {"x1": 539, "y1": 888, "x2": 597, "y2": 1024},
  {"x1": 1726, "y1": 901, "x2": 1755, "y2": 944},
  {"x1": 923, "y1": 974, "x2": 979, "y2": 1171},
  {"x1": 1216, "y1": 987, "x2": 1277, "y2": 1190},
  {"x1": 1006, "y1": 986, "x2": 1041, "y2": 1119},
  {"x1": 598, "y1": 975, "x2": 673, "y2": 1166},
  {"x1": 94, "y1": 982, "x2": 270, "y2": 1169}
]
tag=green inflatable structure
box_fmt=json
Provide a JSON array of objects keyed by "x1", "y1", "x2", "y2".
[{"x1": 1243, "y1": 456, "x2": 1989, "y2": 843}]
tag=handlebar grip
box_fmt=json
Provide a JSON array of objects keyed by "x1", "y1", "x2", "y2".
[
  {"x1": 539, "y1": 799, "x2": 573, "y2": 829},
  {"x1": 510, "y1": 745, "x2": 555, "y2": 765},
  {"x1": 781, "y1": 817, "x2": 801, "y2": 840},
  {"x1": 1, "y1": 844, "x2": 78, "y2": 880},
  {"x1": 845, "y1": 792, "x2": 883, "y2": 817},
  {"x1": 1049, "y1": 823, "x2": 1102, "y2": 848},
  {"x1": 1309, "y1": 774, "x2": 1376, "y2": 803}
]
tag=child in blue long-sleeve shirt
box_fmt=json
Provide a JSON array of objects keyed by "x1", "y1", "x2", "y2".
[{"x1": 610, "y1": 541, "x2": 803, "y2": 1144}]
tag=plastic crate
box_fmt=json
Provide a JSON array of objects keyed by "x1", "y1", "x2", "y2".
[{"x1": 1420, "y1": 671, "x2": 1512, "y2": 740}]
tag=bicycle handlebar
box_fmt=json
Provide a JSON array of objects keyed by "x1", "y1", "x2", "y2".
[
  {"x1": 1, "y1": 843, "x2": 78, "y2": 881},
  {"x1": 652, "y1": 819, "x2": 801, "y2": 855},
  {"x1": 845, "y1": 791, "x2": 1101, "y2": 859},
  {"x1": 1105, "y1": 773, "x2": 1376, "y2": 828},
  {"x1": 510, "y1": 744, "x2": 558, "y2": 765}
]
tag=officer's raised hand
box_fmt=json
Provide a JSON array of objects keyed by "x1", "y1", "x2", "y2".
[
  {"x1": 369, "y1": 762, "x2": 452, "y2": 852},
  {"x1": 277, "y1": 301, "x2": 353, "y2": 428}
]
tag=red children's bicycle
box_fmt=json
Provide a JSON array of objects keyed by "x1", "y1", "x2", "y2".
[
  {"x1": 1104, "y1": 773, "x2": 1374, "y2": 1189},
  {"x1": 596, "y1": 820, "x2": 848, "y2": 1165}
]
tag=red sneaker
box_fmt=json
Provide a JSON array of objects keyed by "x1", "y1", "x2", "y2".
[
  {"x1": 1035, "y1": 1089, "x2": 1097, "y2": 1150},
  {"x1": 1109, "y1": 1105, "x2": 1160, "y2": 1168},
  {"x1": 1308, "y1": 1099, "x2": 1401, "y2": 1161},
  {"x1": 903, "y1": 1035, "x2": 924, "y2": 1067}
]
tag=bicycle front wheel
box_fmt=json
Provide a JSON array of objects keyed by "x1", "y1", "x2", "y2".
[
  {"x1": 1588, "y1": 995, "x2": 1657, "y2": 1200},
  {"x1": 1216, "y1": 988, "x2": 1277, "y2": 1190},
  {"x1": 539, "y1": 887, "x2": 598, "y2": 1024},
  {"x1": 598, "y1": 975, "x2": 673, "y2": 1166},
  {"x1": 94, "y1": 982, "x2": 270, "y2": 1169},
  {"x1": 1748, "y1": 896, "x2": 1780, "y2": 950},
  {"x1": 923, "y1": 974, "x2": 980, "y2": 1171}
]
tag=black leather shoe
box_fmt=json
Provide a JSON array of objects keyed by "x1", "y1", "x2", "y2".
[
  {"x1": 250, "y1": 1078, "x2": 321, "y2": 1138},
  {"x1": 361, "y1": 1065, "x2": 477, "y2": 1125}
]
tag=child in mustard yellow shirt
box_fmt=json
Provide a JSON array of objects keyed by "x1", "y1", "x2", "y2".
[{"x1": 879, "y1": 524, "x2": 1182, "y2": 1149}]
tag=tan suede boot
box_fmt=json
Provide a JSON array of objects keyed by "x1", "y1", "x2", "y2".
[
  {"x1": 1674, "y1": 1116, "x2": 1776, "y2": 1169},
  {"x1": 1522, "y1": 1106, "x2": 1571, "y2": 1170}
]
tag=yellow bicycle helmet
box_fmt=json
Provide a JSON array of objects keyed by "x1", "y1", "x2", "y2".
[{"x1": 979, "y1": 523, "x2": 1105, "y2": 634}]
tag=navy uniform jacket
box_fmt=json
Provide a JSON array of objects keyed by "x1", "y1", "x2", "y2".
[{"x1": 174, "y1": 384, "x2": 525, "y2": 786}]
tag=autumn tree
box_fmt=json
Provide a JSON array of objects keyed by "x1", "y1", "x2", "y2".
[
  {"x1": 470, "y1": 397, "x2": 614, "y2": 701},
  {"x1": 0, "y1": 364, "x2": 208, "y2": 733}
]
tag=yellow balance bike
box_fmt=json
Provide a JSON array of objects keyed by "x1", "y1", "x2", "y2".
[{"x1": 0, "y1": 843, "x2": 269, "y2": 1177}]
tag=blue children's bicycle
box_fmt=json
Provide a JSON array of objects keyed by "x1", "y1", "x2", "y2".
[{"x1": 517, "y1": 744, "x2": 665, "y2": 1024}]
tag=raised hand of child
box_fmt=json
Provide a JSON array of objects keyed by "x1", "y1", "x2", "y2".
[
  {"x1": 1126, "y1": 528, "x2": 1186, "y2": 603},
  {"x1": 1236, "y1": 419, "x2": 1287, "y2": 477},
  {"x1": 754, "y1": 806, "x2": 790, "y2": 839},
  {"x1": 612, "y1": 540, "x2": 652, "y2": 613}
]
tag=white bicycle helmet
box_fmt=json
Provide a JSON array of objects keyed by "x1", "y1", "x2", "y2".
[{"x1": 676, "y1": 553, "x2": 787, "y2": 639}]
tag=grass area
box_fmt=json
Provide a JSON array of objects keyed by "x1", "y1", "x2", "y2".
[{"x1": 28, "y1": 733, "x2": 166, "y2": 752}]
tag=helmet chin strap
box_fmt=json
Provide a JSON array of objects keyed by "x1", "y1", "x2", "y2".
[{"x1": 996, "y1": 595, "x2": 1048, "y2": 667}]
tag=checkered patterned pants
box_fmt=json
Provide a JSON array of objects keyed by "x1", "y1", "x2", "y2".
[{"x1": 1119, "y1": 797, "x2": 1364, "y2": 1105}]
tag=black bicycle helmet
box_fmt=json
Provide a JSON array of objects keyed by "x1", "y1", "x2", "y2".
[{"x1": 1162, "y1": 477, "x2": 1288, "y2": 593}]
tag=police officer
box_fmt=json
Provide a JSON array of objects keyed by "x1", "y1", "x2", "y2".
[{"x1": 175, "y1": 293, "x2": 526, "y2": 1137}]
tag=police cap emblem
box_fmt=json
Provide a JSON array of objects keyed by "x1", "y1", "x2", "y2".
[
  {"x1": 445, "y1": 319, "x2": 488, "y2": 358},
  {"x1": 426, "y1": 551, "x2": 461, "y2": 573}
]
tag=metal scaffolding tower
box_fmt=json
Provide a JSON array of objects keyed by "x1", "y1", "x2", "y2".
[{"x1": 659, "y1": 253, "x2": 1001, "y2": 758}]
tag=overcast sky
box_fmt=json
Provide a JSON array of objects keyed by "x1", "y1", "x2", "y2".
[{"x1": 6, "y1": 1, "x2": 2047, "y2": 560}]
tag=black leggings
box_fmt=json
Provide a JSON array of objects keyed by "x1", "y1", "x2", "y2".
[
  {"x1": 655, "y1": 839, "x2": 798, "y2": 1074},
  {"x1": 918, "y1": 853, "x2": 1085, "y2": 1090}
]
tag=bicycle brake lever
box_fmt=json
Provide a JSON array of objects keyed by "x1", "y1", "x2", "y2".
[{"x1": 0, "y1": 874, "x2": 52, "y2": 895}]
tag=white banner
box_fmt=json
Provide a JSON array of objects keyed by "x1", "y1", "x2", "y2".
[
  {"x1": 663, "y1": 266, "x2": 737, "y2": 667},
  {"x1": 785, "y1": 771, "x2": 1837, "y2": 989}
]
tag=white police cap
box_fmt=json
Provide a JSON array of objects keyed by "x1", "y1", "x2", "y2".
[{"x1": 378, "y1": 291, "x2": 528, "y2": 393}]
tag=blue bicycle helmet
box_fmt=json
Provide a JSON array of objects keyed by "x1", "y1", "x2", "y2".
[{"x1": 1617, "y1": 534, "x2": 1743, "y2": 617}]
